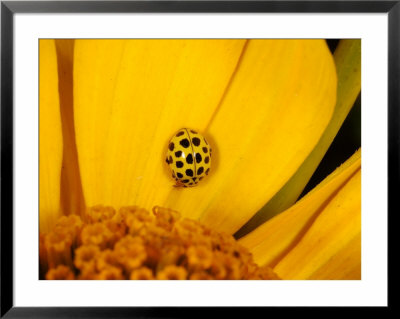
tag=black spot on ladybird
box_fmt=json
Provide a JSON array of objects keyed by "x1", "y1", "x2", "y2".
[
  {"x1": 177, "y1": 172, "x2": 183, "y2": 178},
  {"x1": 205, "y1": 168, "x2": 210, "y2": 175},
  {"x1": 204, "y1": 138, "x2": 208, "y2": 145},
  {"x1": 166, "y1": 157, "x2": 169, "y2": 164},
  {"x1": 182, "y1": 179, "x2": 189, "y2": 183},
  {"x1": 192, "y1": 177, "x2": 197, "y2": 181},
  {"x1": 190, "y1": 130, "x2": 198, "y2": 134},
  {"x1": 168, "y1": 156, "x2": 173, "y2": 164},
  {"x1": 176, "y1": 161, "x2": 184, "y2": 168},
  {"x1": 175, "y1": 150, "x2": 182, "y2": 158},
  {"x1": 197, "y1": 167, "x2": 204, "y2": 175},
  {"x1": 186, "y1": 154, "x2": 193, "y2": 164},
  {"x1": 189, "y1": 182, "x2": 194, "y2": 185},
  {"x1": 186, "y1": 169, "x2": 194, "y2": 177},
  {"x1": 176, "y1": 131, "x2": 184, "y2": 137},
  {"x1": 192, "y1": 137, "x2": 200, "y2": 146},
  {"x1": 204, "y1": 156, "x2": 209, "y2": 164},
  {"x1": 180, "y1": 139, "x2": 190, "y2": 148},
  {"x1": 195, "y1": 153, "x2": 202, "y2": 163},
  {"x1": 202, "y1": 147, "x2": 208, "y2": 153},
  {"x1": 169, "y1": 142, "x2": 174, "y2": 151}
]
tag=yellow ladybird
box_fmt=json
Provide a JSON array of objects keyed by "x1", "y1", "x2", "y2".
[{"x1": 166, "y1": 128, "x2": 212, "y2": 187}]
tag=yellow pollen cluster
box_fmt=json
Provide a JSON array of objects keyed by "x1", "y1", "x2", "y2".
[{"x1": 40, "y1": 206, "x2": 280, "y2": 280}]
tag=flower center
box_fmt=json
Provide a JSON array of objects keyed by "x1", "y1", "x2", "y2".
[{"x1": 41, "y1": 205, "x2": 279, "y2": 280}]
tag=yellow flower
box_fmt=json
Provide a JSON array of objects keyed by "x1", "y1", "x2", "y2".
[{"x1": 39, "y1": 39, "x2": 361, "y2": 280}]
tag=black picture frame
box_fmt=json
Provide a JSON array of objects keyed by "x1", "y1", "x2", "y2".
[{"x1": 1, "y1": 0, "x2": 395, "y2": 317}]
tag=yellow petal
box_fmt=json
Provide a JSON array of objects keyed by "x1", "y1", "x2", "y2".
[
  {"x1": 39, "y1": 40, "x2": 63, "y2": 232},
  {"x1": 308, "y1": 231, "x2": 361, "y2": 280},
  {"x1": 196, "y1": 40, "x2": 337, "y2": 233},
  {"x1": 74, "y1": 40, "x2": 336, "y2": 235},
  {"x1": 73, "y1": 40, "x2": 246, "y2": 210},
  {"x1": 274, "y1": 168, "x2": 361, "y2": 279},
  {"x1": 239, "y1": 148, "x2": 361, "y2": 270},
  {"x1": 241, "y1": 40, "x2": 361, "y2": 232}
]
